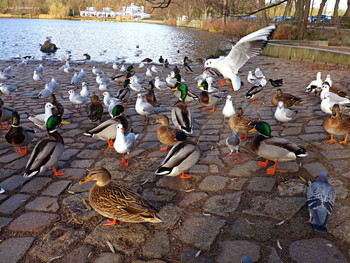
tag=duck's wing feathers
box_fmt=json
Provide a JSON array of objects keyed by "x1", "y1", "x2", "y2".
[
  {"x1": 223, "y1": 25, "x2": 276, "y2": 73},
  {"x1": 84, "y1": 119, "x2": 117, "y2": 136},
  {"x1": 171, "y1": 105, "x2": 192, "y2": 134},
  {"x1": 159, "y1": 141, "x2": 197, "y2": 168},
  {"x1": 264, "y1": 137, "x2": 306, "y2": 156},
  {"x1": 24, "y1": 139, "x2": 58, "y2": 177}
]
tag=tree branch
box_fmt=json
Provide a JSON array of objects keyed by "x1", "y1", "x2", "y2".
[{"x1": 145, "y1": 0, "x2": 172, "y2": 9}]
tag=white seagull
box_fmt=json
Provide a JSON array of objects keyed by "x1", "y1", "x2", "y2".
[
  {"x1": 204, "y1": 25, "x2": 276, "y2": 91},
  {"x1": 68, "y1": 89, "x2": 89, "y2": 111},
  {"x1": 222, "y1": 95, "x2": 236, "y2": 120}
]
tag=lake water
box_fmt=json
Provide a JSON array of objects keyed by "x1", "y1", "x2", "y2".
[{"x1": 0, "y1": 18, "x2": 227, "y2": 63}]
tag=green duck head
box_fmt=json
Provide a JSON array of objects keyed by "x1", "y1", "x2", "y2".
[
  {"x1": 148, "y1": 80, "x2": 155, "y2": 90},
  {"x1": 255, "y1": 121, "x2": 271, "y2": 137},
  {"x1": 11, "y1": 111, "x2": 20, "y2": 126},
  {"x1": 198, "y1": 80, "x2": 208, "y2": 91},
  {"x1": 46, "y1": 115, "x2": 62, "y2": 133},
  {"x1": 111, "y1": 104, "x2": 125, "y2": 118},
  {"x1": 177, "y1": 84, "x2": 188, "y2": 101},
  {"x1": 126, "y1": 65, "x2": 134, "y2": 72}
]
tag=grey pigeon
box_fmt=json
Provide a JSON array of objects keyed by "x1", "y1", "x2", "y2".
[
  {"x1": 306, "y1": 171, "x2": 335, "y2": 233},
  {"x1": 226, "y1": 130, "x2": 241, "y2": 155},
  {"x1": 241, "y1": 256, "x2": 254, "y2": 263}
]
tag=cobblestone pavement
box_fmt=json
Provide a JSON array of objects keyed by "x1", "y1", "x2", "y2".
[{"x1": 0, "y1": 56, "x2": 349, "y2": 263}]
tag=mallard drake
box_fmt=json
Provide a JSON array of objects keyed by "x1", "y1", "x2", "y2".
[
  {"x1": 87, "y1": 95, "x2": 104, "y2": 122},
  {"x1": 115, "y1": 79, "x2": 131, "y2": 104},
  {"x1": 228, "y1": 107, "x2": 257, "y2": 141},
  {"x1": 112, "y1": 66, "x2": 134, "y2": 84},
  {"x1": 155, "y1": 139, "x2": 201, "y2": 179},
  {"x1": 23, "y1": 115, "x2": 65, "y2": 178},
  {"x1": 113, "y1": 124, "x2": 138, "y2": 167},
  {"x1": 171, "y1": 84, "x2": 198, "y2": 103},
  {"x1": 145, "y1": 81, "x2": 158, "y2": 107},
  {"x1": 0, "y1": 97, "x2": 15, "y2": 130},
  {"x1": 152, "y1": 115, "x2": 185, "y2": 151},
  {"x1": 196, "y1": 80, "x2": 222, "y2": 112},
  {"x1": 271, "y1": 88, "x2": 303, "y2": 108},
  {"x1": 135, "y1": 93, "x2": 155, "y2": 124},
  {"x1": 251, "y1": 121, "x2": 308, "y2": 175},
  {"x1": 79, "y1": 167, "x2": 162, "y2": 225},
  {"x1": 171, "y1": 100, "x2": 193, "y2": 134},
  {"x1": 84, "y1": 104, "x2": 129, "y2": 149},
  {"x1": 5, "y1": 111, "x2": 35, "y2": 155},
  {"x1": 323, "y1": 104, "x2": 350, "y2": 144},
  {"x1": 222, "y1": 95, "x2": 236, "y2": 120},
  {"x1": 245, "y1": 84, "x2": 263, "y2": 103}
]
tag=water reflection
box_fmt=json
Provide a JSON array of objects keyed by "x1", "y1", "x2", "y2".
[{"x1": 0, "y1": 19, "x2": 228, "y2": 63}]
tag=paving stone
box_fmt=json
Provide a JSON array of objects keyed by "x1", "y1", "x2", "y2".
[
  {"x1": 199, "y1": 156, "x2": 224, "y2": 167},
  {"x1": 0, "y1": 152, "x2": 23, "y2": 163},
  {"x1": 0, "y1": 237, "x2": 35, "y2": 263},
  {"x1": 243, "y1": 196, "x2": 306, "y2": 220},
  {"x1": 331, "y1": 160, "x2": 350, "y2": 173},
  {"x1": 275, "y1": 161, "x2": 300, "y2": 173},
  {"x1": 69, "y1": 181, "x2": 94, "y2": 193},
  {"x1": 85, "y1": 224, "x2": 150, "y2": 255},
  {"x1": 180, "y1": 248, "x2": 214, "y2": 263},
  {"x1": 203, "y1": 192, "x2": 243, "y2": 217},
  {"x1": 9, "y1": 212, "x2": 59, "y2": 232},
  {"x1": 304, "y1": 125, "x2": 325, "y2": 133},
  {"x1": 229, "y1": 161, "x2": 260, "y2": 177},
  {"x1": 299, "y1": 133, "x2": 328, "y2": 142},
  {"x1": 20, "y1": 177, "x2": 52, "y2": 193},
  {"x1": 4, "y1": 156, "x2": 28, "y2": 170},
  {"x1": 199, "y1": 175, "x2": 229, "y2": 191},
  {"x1": 156, "y1": 205, "x2": 183, "y2": 230},
  {"x1": 60, "y1": 244, "x2": 94, "y2": 263},
  {"x1": 173, "y1": 213, "x2": 225, "y2": 250},
  {"x1": 30, "y1": 225, "x2": 86, "y2": 262},
  {"x1": 289, "y1": 238, "x2": 347, "y2": 263},
  {"x1": 277, "y1": 179, "x2": 307, "y2": 196},
  {"x1": 70, "y1": 159, "x2": 95, "y2": 168},
  {"x1": 0, "y1": 194, "x2": 31, "y2": 214},
  {"x1": 329, "y1": 203, "x2": 350, "y2": 244},
  {"x1": 0, "y1": 216, "x2": 12, "y2": 231},
  {"x1": 267, "y1": 247, "x2": 283, "y2": 263},
  {"x1": 142, "y1": 187, "x2": 176, "y2": 202},
  {"x1": 228, "y1": 178, "x2": 248, "y2": 190},
  {"x1": 217, "y1": 240, "x2": 260, "y2": 263},
  {"x1": 0, "y1": 175, "x2": 29, "y2": 190},
  {"x1": 246, "y1": 177, "x2": 275, "y2": 192},
  {"x1": 329, "y1": 178, "x2": 348, "y2": 199},
  {"x1": 304, "y1": 162, "x2": 328, "y2": 177},
  {"x1": 321, "y1": 149, "x2": 350, "y2": 159},
  {"x1": 25, "y1": 196, "x2": 59, "y2": 212},
  {"x1": 0, "y1": 168, "x2": 15, "y2": 180},
  {"x1": 62, "y1": 192, "x2": 98, "y2": 223},
  {"x1": 41, "y1": 180, "x2": 72, "y2": 195},
  {"x1": 77, "y1": 149, "x2": 101, "y2": 158},
  {"x1": 189, "y1": 164, "x2": 210, "y2": 174},
  {"x1": 156, "y1": 176, "x2": 193, "y2": 191},
  {"x1": 61, "y1": 148, "x2": 80, "y2": 161},
  {"x1": 179, "y1": 192, "x2": 208, "y2": 207},
  {"x1": 228, "y1": 217, "x2": 275, "y2": 242},
  {"x1": 341, "y1": 170, "x2": 350, "y2": 179},
  {"x1": 142, "y1": 231, "x2": 169, "y2": 258},
  {"x1": 93, "y1": 252, "x2": 124, "y2": 263}
]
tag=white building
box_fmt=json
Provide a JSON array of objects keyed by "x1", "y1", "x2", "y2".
[
  {"x1": 80, "y1": 7, "x2": 97, "y2": 17},
  {"x1": 96, "y1": 7, "x2": 116, "y2": 17},
  {"x1": 115, "y1": 3, "x2": 151, "y2": 19}
]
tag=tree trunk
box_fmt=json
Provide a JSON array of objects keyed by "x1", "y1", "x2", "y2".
[
  {"x1": 340, "y1": 0, "x2": 350, "y2": 27},
  {"x1": 316, "y1": 0, "x2": 327, "y2": 22},
  {"x1": 332, "y1": 0, "x2": 340, "y2": 25},
  {"x1": 296, "y1": 0, "x2": 311, "y2": 39},
  {"x1": 283, "y1": 0, "x2": 292, "y2": 17},
  {"x1": 259, "y1": 0, "x2": 269, "y2": 26}
]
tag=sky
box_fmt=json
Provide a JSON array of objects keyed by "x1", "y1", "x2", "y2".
[{"x1": 312, "y1": 0, "x2": 348, "y2": 12}]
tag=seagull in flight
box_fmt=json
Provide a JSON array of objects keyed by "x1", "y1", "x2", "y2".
[{"x1": 204, "y1": 25, "x2": 276, "y2": 91}]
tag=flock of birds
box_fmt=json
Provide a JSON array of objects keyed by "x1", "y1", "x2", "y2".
[{"x1": 0, "y1": 25, "x2": 342, "y2": 244}]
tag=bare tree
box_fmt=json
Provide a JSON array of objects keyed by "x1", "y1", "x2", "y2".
[{"x1": 316, "y1": 0, "x2": 327, "y2": 22}]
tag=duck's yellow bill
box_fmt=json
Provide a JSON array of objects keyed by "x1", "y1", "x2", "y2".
[
  {"x1": 61, "y1": 120, "x2": 71, "y2": 125},
  {"x1": 123, "y1": 110, "x2": 129, "y2": 113},
  {"x1": 248, "y1": 128, "x2": 257, "y2": 134},
  {"x1": 171, "y1": 88, "x2": 177, "y2": 91}
]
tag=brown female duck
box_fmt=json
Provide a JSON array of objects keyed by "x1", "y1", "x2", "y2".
[
  {"x1": 79, "y1": 167, "x2": 162, "y2": 225},
  {"x1": 152, "y1": 115, "x2": 183, "y2": 151},
  {"x1": 228, "y1": 107, "x2": 257, "y2": 141},
  {"x1": 323, "y1": 104, "x2": 350, "y2": 144},
  {"x1": 271, "y1": 88, "x2": 303, "y2": 108}
]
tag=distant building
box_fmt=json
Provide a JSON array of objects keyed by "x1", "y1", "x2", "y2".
[
  {"x1": 80, "y1": 7, "x2": 97, "y2": 17},
  {"x1": 80, "y1": 4, "x2": 150, "y2": 19},
  {"x1": 115, "y1": 3, "x2": 151, "y2": 19}
]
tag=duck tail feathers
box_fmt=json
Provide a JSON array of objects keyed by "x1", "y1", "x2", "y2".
[
  {"x1": 295, "y1": 147, "x2": 307, "y2": 157},
  {"x1": 155, "y1": 167, "x2": 172, "y2": 175}
]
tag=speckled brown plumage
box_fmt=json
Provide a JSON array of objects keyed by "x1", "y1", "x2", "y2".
[
  {"x1": 271, "y1": 88, "x2": 303, "y2": 108},
  {"x1": 87, "y1": 95, "x2": 104, "y2": 122},
  {"x1": 80, "y1": 167, "x2": 162, "y2": 223},
  {"x1": 229, "y1": 107, "x2": 257, "y2": 135},
  {"x1": 153, "y1": 115, "x2": 179, "y2": 149},
  {"x1": 323, "y1": 104, "x2": 350, "y2": 144}
]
